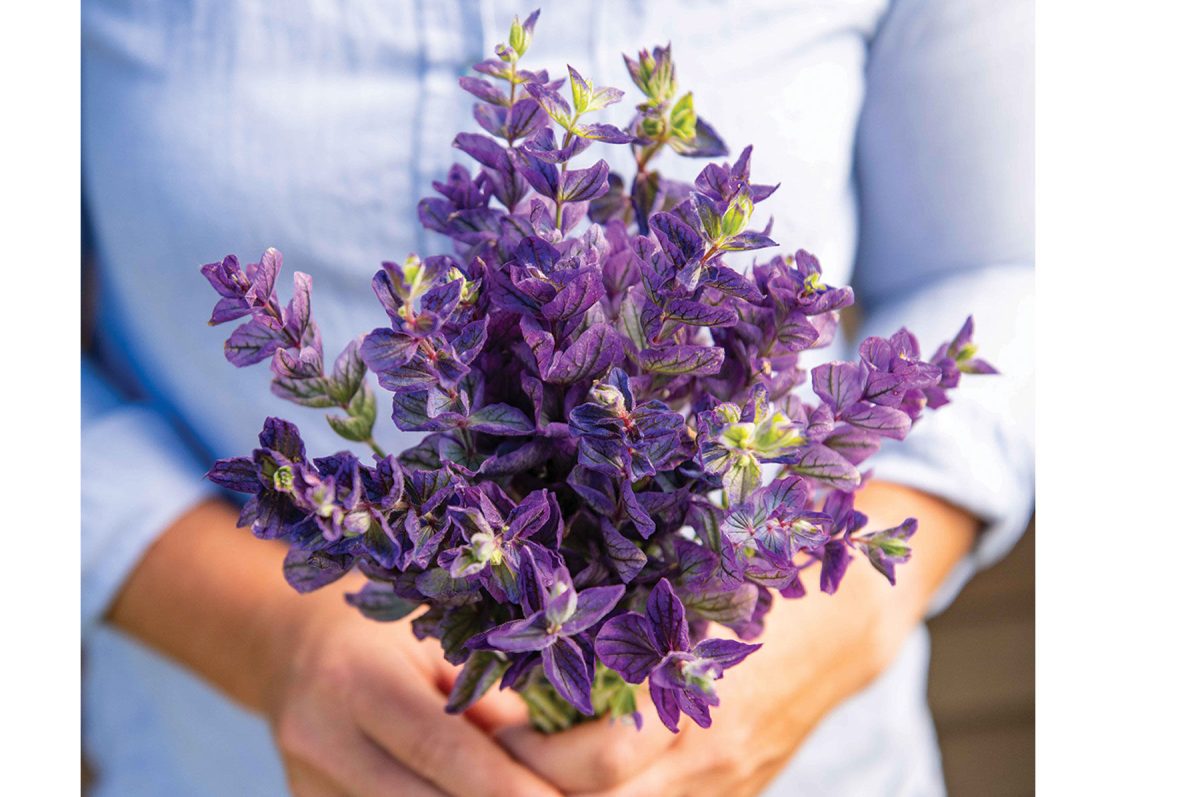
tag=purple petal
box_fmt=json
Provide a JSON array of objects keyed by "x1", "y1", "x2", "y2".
[
  {"x1": 452, "y1": 132, "x2": 508, "y2": 170},
  {"x1": 621, "y1": 480, "x2": 655, "y2": 539},
  {"x1": 542, "y1": 637, "x2": 594, "y2": 716},
  {"x1": 282, "y1": 549, "x2": 352, "y2": 594},
  {"x1": 649, "y1": 680, "x2": 682, "y2": 733},
  {"x1": 559, "y1": 160, "x2": 610, "y2": 203},
  {"x1": 692, "y1": 638, "x2": 761, "y2": 669},
  {"x1": 361, "y1": 327, "x2": 418, "y2": 373},
  {"x1": 487, "y1": 614, "x2": 554, "y2": 652},
  {"x1": 543, "y1": 269, "x2": 604, "y2": 320},
  {"x1": 822, "y1": 423, "x2": 882, "y2": 466},
  {"x1": 596, "y1": 612, "x2": 663, "y2": 684},
  {"x1": 841, "y1": 401, "x2": 913, "y2": 440},
  {"x1": 811, "y1": 361, "x2": 867, "y2": 415},
  {"x1": 721, "y1": 230, "x2": 777, "y2": 252},
  {"x1": 205, "y1": 456, "x2": 259, "y2": 493},
  {"x1": 467, "y1": 403, "x2": 536, "y2": 436},
  {"x1": 458, "y1": 76, "x2": 507, "y2": 105},
  {"x1": 208, "y1": 295, "x2": 251, "y2": 324},
  {"x1": 646, "y1": 579, "x2": 689, "y2": 653},
  {"x1": 662, "y1": 298, "x2": 738, "y2": 328},
  {"x1": 561, "y1": 584, "x2": 626, "y2": 635},
  {"x1": 789, "y1": 445, "x2": 860, "y2": 490},
  {"x1": 649, "y1": 211, "x2": 704, "y2": 270},
  {"x1": 545, "y1": 323, "x2": 623, "y2": 384},
  {"x1": 224, "y1": 318, "x2": 286, "y2": 366},
  {"x1": 819, "y1": 540, "x2": 852, "y2": 594},
  {"x1": 599, "y1": 520, "x2": 649, "y2": 583},
  {"x1": 577, "y1": 122, "x2": 635, "y2": 144}
]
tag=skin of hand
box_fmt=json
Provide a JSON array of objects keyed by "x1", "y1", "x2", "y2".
[
  {"x1": 107, "y1": 499, "x2": 563, "y2": 797},
  {"x1": 497, "y1": 481, "x2": 978, "y2": 797}
]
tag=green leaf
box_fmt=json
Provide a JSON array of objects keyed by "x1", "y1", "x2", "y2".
[
  {"x1": 618, "y1": 294, "x2": 648, "y2": 349},
  {"x1": 468, "y1": 403, "x2": 535, "y2": 436},
  {"x1": 439, "y1": 604, "x2": 487, "y2": 666},
  {"x1": 681, "y1": 582, "x2": 758, "y2": 624},
  {"x1": 688, "y1": 501, "x2": 723, "y2": 550},
  {"x1": 591, "y1": 664, "x2": 640, "y2": 722},
  {"x1": 568, "y1": 67, "x2": 592, "y2": 114},
  {"x1": 345, "y1": 582, "x2": 420, "y2": 622},
  {"x1": 669, "y1": 92, "x2": 696, "y2": 142},
  {"x1": 326, "y1": 383, "x2": 377, "y2": 442},
  {"x1": 720, "y1": 189, "x2": 754, "y2": 238},
  {"x1": 723, "y1": 455, "x2": 763, "y2": 506},
  {"x1": 789, "y1": 445, "x2": 860, "y2": 489},
  {"x1": 639, "y1": 346, "x2": 725, "y2": 376},
  {"x1": 447, "y1": 651, "x2": 510, "y2": 713},
  {"x1": 271, "y1": 376, "x2": 337, "y2": 408},
  {"x1": 327, "y1": 338, "x2": 367, "y2": 405}
]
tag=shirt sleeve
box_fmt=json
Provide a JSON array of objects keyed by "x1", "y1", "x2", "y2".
[
  {"x1": 851, "y1": 0, "x2": 1034, "y2": 612},
  {"x1": 82, "y1": 358, "x2": 216, "y2": 630}
]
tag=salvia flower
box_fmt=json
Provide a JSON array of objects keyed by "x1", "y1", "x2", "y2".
[
  {"x1": 596, "y1": 580, "x2": 760, "y2": 731},
  {"x1": 199, "y1": 8, "x2": 993, "y2": 734},
  {"x1": 486, "y1": 561, "x2": 625, "y2": 714}
]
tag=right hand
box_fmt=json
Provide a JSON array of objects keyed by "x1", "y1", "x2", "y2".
[
  {"x1": 264, "y1": 582, "x2": 564, "y2": 797},
  {"x1": 109, "y1": 499, "x2": 561, "y2": 797}
]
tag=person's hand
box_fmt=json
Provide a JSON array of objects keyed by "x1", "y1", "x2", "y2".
[
  {"x1": 499, "y1": 481, "x2": 978, "y2": 796},
  {"x1": 266, "y1": 583, "x2": 564, "y2": 797},
  {"x1": 498, "y1": 570, "x2": 892, "y2": 796},
  {"x1": 110, "y1": 499, "x2": 562, "y2": 797}
]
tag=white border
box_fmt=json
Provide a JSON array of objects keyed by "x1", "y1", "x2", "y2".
[
  {"x1": 1037, "y1": 1, "x2": 1200, "y2": 791},
  {"x1": 1, "y1": 2, "x2": 83, "y2": 793}
]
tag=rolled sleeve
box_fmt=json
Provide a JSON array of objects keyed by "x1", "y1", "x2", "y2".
[
  {"x1": 851, "y1": 0, "x2": 1034, "y2": 611},
  {"x1": 82, "y1": 360, "x2": 215, "y2": 630}
]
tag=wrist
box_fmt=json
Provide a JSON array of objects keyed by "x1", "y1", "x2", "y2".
[
  {"x1": 108, "y1": 499, "x2": 357, "y2": 716},
  {"x1": 254, "y1": 564, "x2": 367, "y2": 719}
]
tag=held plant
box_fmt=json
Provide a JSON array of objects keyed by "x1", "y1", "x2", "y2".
[{"x1": 201, "y1": 9, "x2": 994, "y2": 733}]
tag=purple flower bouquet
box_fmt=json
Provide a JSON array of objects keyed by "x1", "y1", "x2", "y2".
[{"x1": 201, "y1": 10, "x2": 994, "y2": 734}]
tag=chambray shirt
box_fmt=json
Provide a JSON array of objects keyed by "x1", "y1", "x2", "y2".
[{"x1": 82, "y1": 1, "x2": 1034, "y2": 794}]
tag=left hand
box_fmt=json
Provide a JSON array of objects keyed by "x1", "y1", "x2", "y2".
[{"x1": 500, "y1": 482, "x2": 978, "y2": 796}]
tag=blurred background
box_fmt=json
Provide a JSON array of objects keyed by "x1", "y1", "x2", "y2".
[{"x1": 928, "y1": 519, "x2": 1035, "y2": 794}]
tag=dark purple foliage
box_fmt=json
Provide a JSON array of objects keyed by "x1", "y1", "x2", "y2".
[{"x1": 198, "y1": 9, "x2": 993, "y2": 733}]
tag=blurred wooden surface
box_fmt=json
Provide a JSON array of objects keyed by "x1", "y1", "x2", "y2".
[{"x1": 927, "y1": 519, "x2": 1035, "y2": 796}]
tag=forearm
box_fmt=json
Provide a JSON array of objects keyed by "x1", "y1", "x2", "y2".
[
  {"x1": 105, "y1": 498, "x2": 356, "y2": 714},
  {"x1": 741, "y1": 481, "x2": 977, "y2": 742}
]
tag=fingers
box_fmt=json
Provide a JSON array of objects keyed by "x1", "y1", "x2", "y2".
[
  {"x1": 284, "y1": 730, "x2": 448, "y2": 797},
  {"x1": 463, "y1": 684, "x2": 531, "y2": 732},
  {"x1": 497, "y1": 709, "x2": 679, "y2": 793},
  {"x1": 323, "y1": 733, "x2": 449, "y2": 797},
  {"x1": 572, "y1": 744, "x2": 694, "y2": 797},
  {"x1": 356, "y1": 676, "x2": 563, "y2": 797}
]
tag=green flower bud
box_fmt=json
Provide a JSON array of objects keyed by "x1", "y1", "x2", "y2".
[
  {"x1": 720, "y1": 189, "x2": 754, "y2": 238},
  {"x1": 669, "y1": 92, "x2": 697, "y2": 142},
  {"x1": 508, "y1": 16, "x2": 530, "y2": 57},
  {"x1": 640, "y1": 113, "x2": 666, "y2": 139}
]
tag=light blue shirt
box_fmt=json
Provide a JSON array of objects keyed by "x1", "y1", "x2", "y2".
[{"x1": 82, "y1": 1, "x2": 1033, "y2": 794}]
